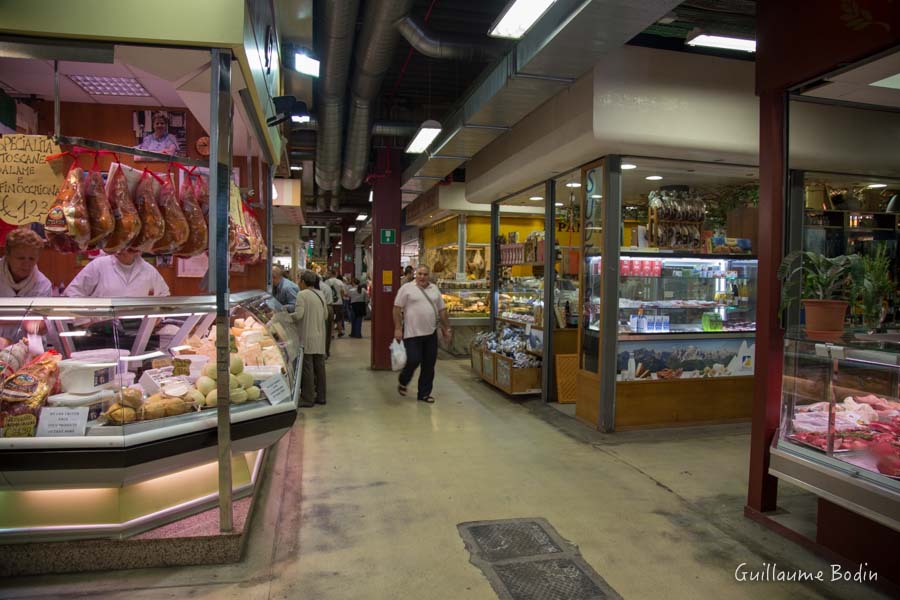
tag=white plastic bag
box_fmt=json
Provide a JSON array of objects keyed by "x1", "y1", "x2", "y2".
[{"x1": 390, "y1": 339, "x2": 407, "y2": 371}]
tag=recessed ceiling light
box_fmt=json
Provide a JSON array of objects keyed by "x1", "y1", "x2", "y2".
[
  {"x1": 368, "y1": 190, "x2": 373, "y2": 203},
  {"x1": 290, "y1": 165, "x2": 301, "y2": 171},
  {"x1": 356, "y1": 213, "x2": 367, "y2": 221},
  {"x1": 565, "y1": 182, "x2": 581, "y2": 188},
  {"x1": 347, "y1": 226, "x2": 357, "y2": 232},
  {"x1": 646, "y1": 175, "x2": 663, "y2": 181},
  {"x1": 591, "y1": 194, "x2": 602, "y2": 199},
  {"x1": 554, "y1": 202, "x2": 563, "y2": 207},
  {"x1": 867, "y1": 183, "x2": 888, "y2": 189},
  {"x1": 68, "y1": 75, "x2": 150, "y2": 97},
  {"x1": 295, "y1": 51, "x2": 321, "y2": 77},
  {"x1": 621, "y1": 163, "x2": 637, "y2": 170},
  {"x1": 529, "y1": 196, "x2": 544, "y2": 201},
  {"x1": 686, "y1": 34, "x2": 756, "y2": 53},
  {"x1": 489, "y1": 0, "x2": 557, "y2": 39}
]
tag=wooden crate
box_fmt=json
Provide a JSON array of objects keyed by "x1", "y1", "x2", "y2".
[
  {"x1": 481, "y1": 351, "x2": 496, "y2": 385},
  {"x1": 471, "y1": 347, "x2": 483, "y2": 376},
  {"x1": 494, "y1": 354, "x2": 541, "y2": 395}
]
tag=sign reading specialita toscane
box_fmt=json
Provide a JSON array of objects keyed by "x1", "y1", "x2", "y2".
[{"x1": 0, "y1": 135, "x2": 64, "y2": 225}]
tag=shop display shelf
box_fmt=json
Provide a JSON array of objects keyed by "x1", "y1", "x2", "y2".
[
  {"x1": 493, "y1": 353, "x2": 541, "y2": 395},
  {"x1": 497, "y1": 316, "x2": 536, "y2": 328}
]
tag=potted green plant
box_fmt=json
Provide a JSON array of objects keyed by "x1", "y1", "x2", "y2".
[
  {"x1": 777, "y1": 251, "x2": 862, "y2": 339},
  {"x1": 854, "y1": 244, "x2": 894, "y2": 332}
]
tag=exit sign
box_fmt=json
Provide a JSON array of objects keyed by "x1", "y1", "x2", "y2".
[{"x1": 380, "y1": 229, "x2": 396, "y2": 244}]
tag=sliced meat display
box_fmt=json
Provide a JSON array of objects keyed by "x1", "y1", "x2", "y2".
[
  {"x1": 103, "y1": 164, "x2": 142, "y2": 252},
  {"x1": 84, "y1": 169, "x2": 115, "y2": 248},
  {"x1": 151, "y1": 175, "x2": 190, "y2": 254}
]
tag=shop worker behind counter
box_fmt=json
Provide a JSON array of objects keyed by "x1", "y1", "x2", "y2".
[
  {"x1": 64, "y1": 248, "x2": 170, "y2": 298},
  {"x1": 393, "y1": 264, "x2": 451, "y2": 404},
  {"x1": 294, "y1": 270, "x2": 327, "y2": 406},
  {"x1": 137, "y1": 111, "x2": 179, "y2": 156},
  {"x1": 0, "y1": 228, "x2": 53, "y2": 347}
]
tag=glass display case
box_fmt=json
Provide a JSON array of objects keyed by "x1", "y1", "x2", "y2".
[
  {"x1": 438, "y1": 279, "x2": 490, "y2": 319},
  {"x1": 497, "y1": 277, "x2": 543, "y2": 325},
  {"x1": 773, "y1": 333, "x2": 900, "y2": 530}
]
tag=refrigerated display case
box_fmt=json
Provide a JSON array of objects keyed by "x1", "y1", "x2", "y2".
[{"x1": 0, "y1": 291, "x2": 300, "y2": 541}]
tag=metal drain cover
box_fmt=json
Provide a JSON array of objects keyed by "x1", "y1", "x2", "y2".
[{"x1": 458, "y1": 518, "x2": 621, "y2": 600}]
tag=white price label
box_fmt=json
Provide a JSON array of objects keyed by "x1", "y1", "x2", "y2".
[
  {"x1": 261, "y1": 373, "x2": 291, "y2": 405},
  {"x1": 36, "y1": 407, "x2": 89, "y2": 437}
]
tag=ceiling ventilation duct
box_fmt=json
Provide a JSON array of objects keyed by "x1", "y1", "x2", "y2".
[
  {"x1": 340, "y1": 0, "x2": 414, "y2": 190},
  {"x1": 395, "y1": 16, "x2": 506, "y2": 61},
  {"x1": 316, "y1": 0, "x2": 360, "y2": 192}
]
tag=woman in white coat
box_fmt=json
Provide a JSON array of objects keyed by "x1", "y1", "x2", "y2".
[
  {"x1": 64, "y1": 248, "x2": 170, "y2": 298},
  {"x1": 0, "y1": 228, "x2": 53, "y2": 346}
]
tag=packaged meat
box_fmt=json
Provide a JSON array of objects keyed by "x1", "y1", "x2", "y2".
[
  {"x1": 0, "y1": 339, "x2": 30, "y2": 379},
  {"x1": 0, "y1": 351, "x2": 61, "y2": 437},
  {"x1": 151, "y1": 174, "x2": 190, "y2": 254},
  {"x1": 175, "y1": 174, "x2": 208, "y2": 256},
  {"x1": 129, "y1": 170, "x2": 165, "y2": 252},
  {"x1": 103, "y1": 164, "x2": 142, "y2": 252},
  {"x1": 45, "y1": 167, "x2": 90, "y2": 253},
  {"x1": 84, "y1": 169, "x2": 114, "y2": 247}
]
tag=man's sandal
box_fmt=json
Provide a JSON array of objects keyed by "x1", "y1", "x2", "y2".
[
  {"x1": 418, "y1": 396, "x2": 435, "y2": 404},
  {"x1": 398, "y1": 384, "x2": 408, "y2": 396}
]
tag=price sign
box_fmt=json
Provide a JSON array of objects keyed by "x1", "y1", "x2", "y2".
[
  {"x1": 0, "y1": 135, "x2": 64, "y2": 225},
  {"x1": 36, "y1": 407, "x2": 89, "y2": 437},
  {"x1": 261, "y1": 373, "x2": 291, "y2": 405}
]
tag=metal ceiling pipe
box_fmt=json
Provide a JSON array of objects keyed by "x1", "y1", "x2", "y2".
[
  {"x1": 341, "y1": 0, "x2": 414, "y2": 190},
  {"x1": 395, "y1": 15, "x2": 505, "y2": 61},
  {"x1": 316, "y1": 0, "x2": 360, "y2": 192}
]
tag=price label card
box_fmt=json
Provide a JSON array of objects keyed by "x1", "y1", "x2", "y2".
[
  {"x1": 36, "y1": 407, "x2": 89, "y2": 437},
  {"x1": 261, "y1": 373, "x2": 291, "y2": 405},
  {"x1": 0, "y1": 135, "x2": 65, "y2": 225}
]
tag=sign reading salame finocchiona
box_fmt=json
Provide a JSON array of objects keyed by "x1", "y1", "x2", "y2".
[{"x1": 0, "y1": 135, "x2": 64, "y2": 225}]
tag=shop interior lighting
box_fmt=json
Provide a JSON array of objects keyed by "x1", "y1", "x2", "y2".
[
  {"x1": 870, "y1": 73, "x2": 900, "y2": 90},
  {"x1": 565, "y1": 182, "x2": 581, "y2": 188},
  {"x1": 356, "y1": 213, "x2": 368, "y2": 221},
  {"x1": 686, "y1": 33, "x2": 756, "y2": 53},
  {"x1": 290, "y1": 114, "x2": 311, "y2": 124},
  {"x1": 646, "y1": 175, "x2": 663, "y2": 181},
  {"x1": 368, "y1": 190, "x2": 373, "y2": 203},
  {"x1": 591, "y1": 194, "x2": 602, "y2": 199},
  {"x1": 169, "y1": 345, "x2": 192, "y2": 352},
  {"x1": 347, "y1": 226, "x2": 357, "y2": 232},
  {"x1": 405, "y1": 120, "x2": 442, "y2": 154},
  {"x1": 59, "y1": 331, "x2": 88, "y2": 337},
  {"x1": 302, "y1": 225, "x2": 326, "y2": 229},
  {"x1": 867, "y1": 183, "x2": 888, "y2": 188},
  {"x1": 621, "y1": 163, "x2": 637, "y2": 170},
  {"x1": 290, "y1": 165, "x2": 302, "y2": 171},
  {"x1": 529, "y1": 196, "x2": 544, "y2": 201},
  {"x1": 489, "y1": 0, "x2": 557, "y2": 39},
  {"x1": 554, "y1": 202, "x2": 564, "y2": 207},
  {"x1": 122, "y1": 351, "x2": 166, "y2": 362},
  {"x1": 68, "y1": 75, "x2": 151, "y2": 97},
  {"x1": 294, "y1": 51, "x2": 320, "y2": 77}
]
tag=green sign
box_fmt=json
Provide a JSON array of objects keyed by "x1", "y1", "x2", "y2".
[{"x1": 380, "y1": 228, "x2": 396, "y2": 244}]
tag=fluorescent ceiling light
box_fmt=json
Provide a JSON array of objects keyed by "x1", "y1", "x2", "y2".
[
  {"x1": 294, "y1": 52, "x2": 320, "y2": 77},
  {"x1": 348, "y1": 226, "x2": 357, "y2": 232},
  {"x1": 356, "y1": 213, "x2": 368, "y2": 221},
  {"x1": 122, "y1": 351, "x2": 166, "y2": 362},
  {"x1": 405, "y1": 120, "x2": 442, "y2": 154},
  {"x1": 290, "y1": 165, "x2": 302, "y2": 171},
  {"x1": 302, "y1": 225, "x2": 326, "y2": 229},
  {"x1": 169, "y1": 345, "x2": 192, "y2": 352},
  {"x1": 621, "y1": 163, "x2": 637, "y2": 170},
  {"x1": 554, "y1": 202, "x2": 563, "y2": 207},
  {"x1": 291, "y1": 115, "x2": 311, "y2": 124},
  {"x1": 68, "y1": 75, "x2": 151, "y2": 96},
  {"x1": 867, "y1": 183, "x2": 888, "y2": 189},
  {"x1": 529, "y1": 196, "x2": 544, "y2": 201},
  {"x1": 870, "y1": 73, "x2": 900, "y2": 90},
  {"x1": 686, "y1": 34, "x2": 756, "y2": 53},
  {"x1": 368, "y1": 190, "x2": 373, "y2": 203},
  {"x1": 591, "y1": 194, "x2": 602, "y2": 199},
  {"x1": 59, "y1": 330, "x2": 88, "y2": 337},
  {"x1": 646, "y1": 175, "x2": 663, "y2": 181},
  {"x1": 489, "y1": 0, "x2": 557, "y2": 39},
  {"x1": 565, "y1": 182, "x2": 581, "y2": 188}
]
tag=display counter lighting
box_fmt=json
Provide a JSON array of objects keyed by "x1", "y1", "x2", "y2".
[
  {"x1": 867, "y1": 183, "x2": 887, "y2": 189},
  {"x1": 529, "y1": 196, "x2": 544, "y2": 201},
  {"x1": 621, "y1": 163, "x2": 637, "y2": 170},
  {"x1": 59, "y1": 331, "x2": 88, "y2": 337},
  {"x1": 0, "y1": 316, "x2": 43, "y2": 321},
  {"x1": 489, "y1": 0, "x2": 557, "y2": 39},
  {"x1": 686, "y1": 33, "x2": 756, "y2": 53},
  {"x1": 122, "y1": 351, "x2": 166, "y2": 362},
  {"x1": 555, "y1": 202, "x2": 564, "y2": 207},
  {"x1": 356, "y1": 214, "x2": 368, "y2": 221},
  {"x1": 646, "y1": 175, "x2": 663, "y2": 181},
  {"x1": 565, "y1": 182, "x2": 581, "y2": 188}
]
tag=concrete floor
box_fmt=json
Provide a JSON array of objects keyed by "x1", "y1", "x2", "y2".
[{"x1": 1, "y1": 329, "x2": 893, "y2": 600}]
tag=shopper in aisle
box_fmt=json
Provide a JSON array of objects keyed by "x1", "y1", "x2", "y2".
[
  {"x1": 324, "y1": 270, "x2": 347, "y2": 337},
  {"x1": 294, "y1": 270, "x2": 327, "y2": 406},
  {"x1": 271, "y1": 265, "x2": 299, "y2": 312},
  {"x1": 347, "y1": 277, "x2": 368, "y2": 339},
  {"x1": 341, "y1": 274, "x2": 352, "y2": 332},
  {"x1": 393, "y1": 264, "x2": 451, "y2": 403},
  {"x1": 64, "y1": 248, "x2": 170, "y2": 298},
  {"x1": 137, "y1": 112, "x2": 179, "y2": 156},
  {"x1": 402, "y1": 265, "x2": 414, "y2": 284}
]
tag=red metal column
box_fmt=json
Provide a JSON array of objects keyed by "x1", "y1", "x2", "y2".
[
  {"x1": 370, "y1": 149, "x2": 401, "y2": 370},
  {"x1": 341, "y1": 228, "x2": 355, "y2": 279},
  {"x1": 746, "y1": 89, "x2": 785, "y2": 513}
]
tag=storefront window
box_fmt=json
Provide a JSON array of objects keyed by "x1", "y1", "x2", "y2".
[{"x1": 581, "y1": 162, "x2": 603, "y2": 372}]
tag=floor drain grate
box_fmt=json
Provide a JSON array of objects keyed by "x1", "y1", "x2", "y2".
[{"x1": 458, "y1": 518, "x2": 621, "y2": 600}]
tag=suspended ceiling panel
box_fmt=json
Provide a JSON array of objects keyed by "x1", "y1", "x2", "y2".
[{"x1": 802, "y1": 49, "x2": 900, "y2": 109}]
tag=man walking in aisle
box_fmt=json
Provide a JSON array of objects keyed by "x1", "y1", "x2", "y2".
[
  {"x1": 393, "y1": 264, "x2": 451, "y2": 403},
  {"x1": 294, "y1": 270, "x2": 328, "y2": 406}
]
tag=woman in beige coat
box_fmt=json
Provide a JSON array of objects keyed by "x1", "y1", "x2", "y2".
[{"x1": 293, "y1": 270, "x2": 328, "y2": 406}]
